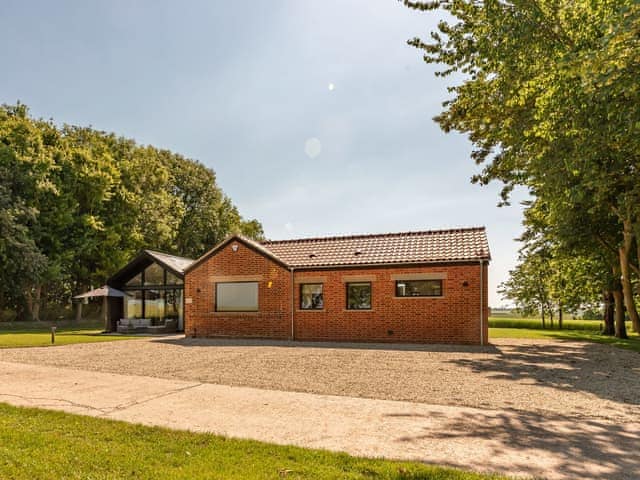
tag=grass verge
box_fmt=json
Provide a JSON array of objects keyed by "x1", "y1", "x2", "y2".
[
  {"x1": 0, "y1": 328, "x2": 137, "y2": 348},
  {"x1": 0, "y1": 403, "x2": 508, "y2": 480},
  {"x1": 490, "y1": 327, "x2": 640, "y2": 353}
]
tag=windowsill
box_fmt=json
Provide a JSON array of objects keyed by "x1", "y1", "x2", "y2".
[
  {"x1": 393, "y1": 296, "x2": 445, "y2": 299},
  {"x1": 211, "y1": 311, "x2": 260, "y2": 316},
  {"x1": 343, "y1": 309, "x2": 374, "y2": 312},
  {"x1": 297, "y1": 309, "x2": 326, "y2": 312}
]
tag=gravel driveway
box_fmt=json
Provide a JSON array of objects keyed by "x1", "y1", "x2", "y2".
[{"x1": 1, "y1": 336, "x2": 638, "y2": 421}]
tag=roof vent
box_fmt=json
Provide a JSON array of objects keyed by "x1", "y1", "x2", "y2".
[
  {"x1": 354, "y1": 249, "x2": 363, "y2": 256},
  {"x1": 309, "y1": 252, "x2": 317, "y2": 258}
]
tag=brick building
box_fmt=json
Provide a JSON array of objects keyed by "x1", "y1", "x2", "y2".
[{"x1": 184, "y1": 227, "x2": 490, "y2": 345}]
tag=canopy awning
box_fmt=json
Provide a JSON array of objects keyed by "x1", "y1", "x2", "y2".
[{"x1": 73, "y1": 285, "x2": 125, "y2": 299}]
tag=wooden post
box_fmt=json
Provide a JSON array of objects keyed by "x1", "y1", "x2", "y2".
[
  {"x1": 103, "y1": 296, "x2": 109, "y2": 333},
  {"x1": 51, "y1": 326, "x2": 56, "y2": 344},
  {"x1": 74, "y1": 300, "x2": 82, "y2": 325}
]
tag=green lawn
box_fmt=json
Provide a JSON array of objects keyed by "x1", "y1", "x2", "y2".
[
  {"x1": 489, "y1": 317, "x2": 640, "y2": 353},
  {"x1": 0, "y1": 403, "x2": 508, "y2": 480},
  {"x1": 0, "y1": 328, "x2": 137, "y2": 348}
]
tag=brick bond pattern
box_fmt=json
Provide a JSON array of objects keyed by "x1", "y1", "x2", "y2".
[{"x1": 185, "y1": 239, "x2": 489, "y2": 345}]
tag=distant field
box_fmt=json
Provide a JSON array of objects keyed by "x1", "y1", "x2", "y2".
[
  {"x1": 489, "y1": 316, "x2": 603, "y2": 330},
  {"x1": 489, "y1": 317, "x2": 640, "y2": 353}
]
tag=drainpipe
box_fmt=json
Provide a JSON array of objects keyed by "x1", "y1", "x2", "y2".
[
  {"x1": 479, "y1": 259, "x2": 484, "y2": 346},
  {"x1": 290, "y1": 267, "x2": 295, "y2": 341}
]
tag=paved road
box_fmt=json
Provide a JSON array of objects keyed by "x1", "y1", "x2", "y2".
[{"x1": 1, "y1": 360, "x2": 638, "y2": 479}]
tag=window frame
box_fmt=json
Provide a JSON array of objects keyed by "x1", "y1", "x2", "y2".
[
  {"x1": 299, "y1": 283, "x2": 324, "y2": 310},
  {"x1": 394, "y1": 279, "x2": 443, "y2": 298},
  {"x1": 346, "y1": 282, "x2": 372, "y2": 310},
  {"x1": 215, "y1": 281, "x2": 259, "y2": 312}
]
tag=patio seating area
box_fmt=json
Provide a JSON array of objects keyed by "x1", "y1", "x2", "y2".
[{"x1": 116, "y1": 318, "x2": 178, "y2": 334}]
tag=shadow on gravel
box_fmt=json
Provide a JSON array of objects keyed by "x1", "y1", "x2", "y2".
[
  {"x1": 390, "y1": 407, "x2": 640, "y2": 480},
  {"x1": 151, "y1": 336, "x2": 501, "y2": 354},
  {"x1": 447, "y1": 341, "x2": 640, "y2": 407}
]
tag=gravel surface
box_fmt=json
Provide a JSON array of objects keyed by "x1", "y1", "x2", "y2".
[{"x1": 1, "y1": 336, "x2": 639, "y2": 421}]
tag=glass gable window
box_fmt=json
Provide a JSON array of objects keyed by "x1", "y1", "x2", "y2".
[
  {"x1": 124, "y1": 290, "x2": 144, "y2": 319},
  {"x1": 120, "y1": 260, "x2": 184, "y2": 327},
  {"x1": 346, "y1": 282, "x2": 371, "y2": 310},
  {"x1": 395, "y1": 279, "x2": 443, "y2": 297},
  {"x1": 166, "y1": 271, "x2": 183, "y2": 285},
  {"x1": 300, "y1": 284, "x2": 323, "y2": 310},
  {"x1": 216, "y1": 282, "x2": 259, "y2": 312},
  {"x1": 126, "y1": 273, "x2": 142, "y2": 287},
  {"x1": 164, "y1": 289, "x2": 183, "y2": 321},
  {"x1": 145, "y1": 289, "x2": 165, "y2": 322},
  {"x1": 144, "y1": 263, "x2": 165, "y2": 286}
]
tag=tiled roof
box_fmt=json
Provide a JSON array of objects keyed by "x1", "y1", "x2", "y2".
[
  {"x1": 145, "y1": 250, "x2": 194, "y2": 274},
  {"x1": 261, "y1": 227, "x2": 490, "y2": 268}
]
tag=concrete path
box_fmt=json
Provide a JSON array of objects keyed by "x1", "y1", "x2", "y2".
[{"x1": 1, "y1": 360, "x2": 638, "y2": 480}]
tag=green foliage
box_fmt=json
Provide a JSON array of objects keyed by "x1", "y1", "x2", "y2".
[
  {"x1": 404, "y1": 1, "x2": 640, "y2": 336},
  {"x1": 0, "y1": 103, "x2": 262, "y2": 320},
  {"x1": 0, "y1": 403, "x2": 508, "y2": 480}
]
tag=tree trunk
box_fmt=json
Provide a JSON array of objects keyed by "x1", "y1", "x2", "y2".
[
  {"x1": 24, "y1": 285, "x2": 42, "y2": 322},
  {"x1": 558, "y1": 305, "x2": 563, "y2": 330},
  {"x1": 549, "y1": 308, "x2": 554, "y2": 328},
  {"x1": 620, "y1": 222, "x2": 640, "y2": 332},
  {"x1": 32, "y1": 285, "x2": 42, "y2": 322},
  {"x1": 541, "y1": 309, "x2": 545, "y2": 329},
  {"x1": 613, "y1": 288, "x2": 628, "y2": 339},
  {"x1": 602, "y1": 290, "x2": 615, "y2": 335}
]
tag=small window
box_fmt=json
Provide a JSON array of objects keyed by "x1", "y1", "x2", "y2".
[
  {"x1": 300, "y1": 283, "x2": 323, "y2": 310},
  {"x1": 216, "y1": 282, "x2": 258, "y2": 312},
  {"x1": 346, "y1": 282, "x2": 371, "y2": 310},
  {"x1": 395, "y1": 279, "x2": 442, "y2": 297}
]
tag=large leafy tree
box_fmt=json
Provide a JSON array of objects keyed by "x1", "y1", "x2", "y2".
[
  {"x1": 404, "y1": 0, "x2": 640, "y2": 337},
  {"x1": 0, "y1": 104, "x2": 262, "y2": 321}
]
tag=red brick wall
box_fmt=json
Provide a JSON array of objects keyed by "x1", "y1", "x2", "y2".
[
  {"x1": 184, "y1": 240, "x2": 293, "y2": 339},
  {"x1": 185, "y1": 240, "x2": 489, "y2": 345},
  {"x1": 293, "y1": 264, "x2": 488, "y2": 344}
]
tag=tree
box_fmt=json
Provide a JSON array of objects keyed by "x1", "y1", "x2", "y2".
[
  {"x1": 404, "y1": 0, "x2": 640, "y2": 337},
  {"x1": 0, "y1": 103, "x2": 263, "y2": 321},
  {"x1": 499, "y1": 249, "x2": 553, "y2": 326}
]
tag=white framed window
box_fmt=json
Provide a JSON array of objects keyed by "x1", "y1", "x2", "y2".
[{"x1": 215, "y1": 282, "x2": 258, "y2": 312}]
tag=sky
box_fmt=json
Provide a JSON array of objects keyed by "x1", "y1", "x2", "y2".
[{"x1": 0, "y1": 0, "x2": 528, "y2": 306}]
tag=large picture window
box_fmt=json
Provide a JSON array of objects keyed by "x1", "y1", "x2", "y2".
[
  {"x1": 300, "y1": 283, "x2": 323, "y2": 310},
  {"x1": 395, "y1": 279, "x2": 443, "y2": 297},
  {"x1": 346, "y1": 282, "x2": 371, "y2": 310},
  {"x1": 216, "y1": 282, "x2": 259, "y2": 312}
]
